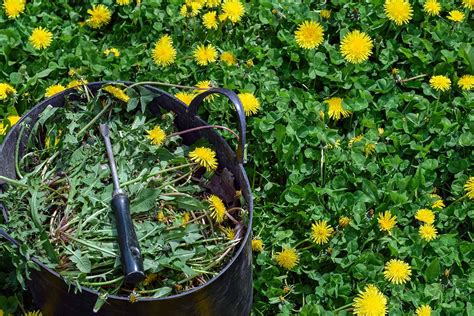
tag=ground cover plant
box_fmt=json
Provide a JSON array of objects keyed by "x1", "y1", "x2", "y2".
[{"x1": 0, "y1": 0, "x2": 473, "y2": 315}]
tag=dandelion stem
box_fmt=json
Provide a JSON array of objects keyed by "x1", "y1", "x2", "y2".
[
  {"x1": 400, "y1": 74, "x2": 427, "y2": 83},
  {"x1": 15, "y1": 123, "x2": 26, "y2": 179},
  {"x1": 294, "y1": 238, "x2": 310, "y2": 248},
  {"x1": 125, "y1": 81, "x2": 198, "y2": 91},
  {"x1": 77, "y1": 102, "x2": 112, "y2": 138},
  {"x1": 121, "y1": 162, "x2": 196, "y2": 187},
  {"x1": 68, "y1": 236, "x2": 116, "y2": 256},
  {"x1": 0, "y1": 176, "x2": 27, "y2": 188},
  {"x1": 81, "y1": 275, "x2": 124, "y2": 286},
  {"x1": 168, "y1": 125, "x2": 239, "y2": 140},
  {"x1": 452, "y1": 195, "x2": 467, "y2": 203},
  {"x1": 332, "y1": 303, "x2": 352, "y2": 313}
]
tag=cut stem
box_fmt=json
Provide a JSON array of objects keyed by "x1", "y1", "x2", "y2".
[
  {"x1": 0, "y1": 176, "x2": 27, "y2": 188},
  {"x1": 168, "y1": 125, "x2": 239, "y2": 141},
  {"x1": 125, "y1": 81, "x2": 199, "y2": 91},
  {"x1": 76, "y1": 102, "x2": 112, "y2": 139},
  {"x1": 122, "y1": 162, "x2": 196, "y2": 187}
]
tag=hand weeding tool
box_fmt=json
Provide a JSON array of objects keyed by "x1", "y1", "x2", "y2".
[{"x1": 99, "y1": 124, "x2": 145, "y2": 285}]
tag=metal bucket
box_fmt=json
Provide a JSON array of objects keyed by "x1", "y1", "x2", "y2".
[{"x1": 0, "y1": 82, "x2": 253, "y2": 316}]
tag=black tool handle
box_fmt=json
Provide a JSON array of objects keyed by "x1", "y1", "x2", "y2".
[{"x1": 111, "y1": 193, "x2": 145, "y2": 285}]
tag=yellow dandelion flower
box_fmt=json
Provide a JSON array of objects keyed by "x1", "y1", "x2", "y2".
[
  {"x1": 103, "y1": 85, "x2": 129, "y2": 102},
  {"x1": 203, "y1": 11, "x2": 218, "y2": 30},
  {"x1": 24, "y1": 311, "x2": 42, "y2": 316},
  {"x1": 189, "y1": 147, "x2": 218, "y2": 171},
  {"x1": 432, "y1": 199, "x2": 445, "y2": 209},
  {"x1": 221, "y1": 226, "x2": 235, "y2": 240},
  {"x1": 423, "y1": 0, "x2": 441, "y2": 16},
  {"x1": 147, "y1": 126, "x2": 166, "y2": 146},
  {"x1": 195, "y1": 80, "x2": 215, "y2": 102},
  {"x1": 3, "y1": 0, "x2": 25, "y2": 19},
  {"x1": 419, "y1": 224, "x2": 437, "y2": 241},
  {"x1": 447, "y1": 10, "x2": 464, "y2": 22},
  {"x1": 320, "y1": 9, "x2": 331, "y2": 19},
  {"x1": 196, "y1": 80, "x2": 213, "y2": 91},
  {"x1": 415, "y1": 209, "x2": 435, "y2": 224},
  {"x1": 181, "y1": 212, "x2": 191, "y2": 225},
  {"x1": 319, "y1": 110, "x2": 325, "y2": 120},
  {"x1": 45, "y1": 84, "x2": 65, "y2": 98},
  {"x1": 67, "y1": 79, "x2": 88, "y2": 89},
  {"x1": 274, "y1": 248, "x2": 299, "y2": 270},
  {"x1": 251, "y1": 238, "x2": 264, "y2": 252},
  {"x1": 294, "y1": 21, "x2": 324, "y2": 50},
  {"x1": 458, "y1": 75, "x2": 474, "y2": 90},
  {"x1": 206, "y1": 0, "x2": 221, "y2": 7},
  {"x1": 349, "y1": 134, "x2": 364, "y2": 147},
  {"x1": 68, "y1": 68, "x2": 78, "y2": 77},
  {"x1": 157, "y1": 211, "x2": 166, "y2": 222},
  {"x1": 143, "y1": 273, "x2": 158, "y2": 286},
  {"x1": 194, "y1": 44, "x2": 218, "y2": 66},
  {"x1": 378, "y1": 211, "x2": 397, "y2": 232},
  {"x1": 152, "y1": 34, "x2": 177, "y2": 67},
  {"x1": 175, "y1": 91, "x2": 195, "y2": 106},
  {"x1": 324, "y1": 97, "x2": 351, "y2": 121},
  {"x1": 0, "y1": 83, "x2": 16, "y2": 100},
  {"x1": 8, "y1": 115, "x2": 20, "y2": 126},
  {"x1": 181, "y1": 3, "x2": 201, "y2": 17},
  {"x1": 221, "y1": 51, "x2": 237, "y2": 66},
  {"x1": 327, "y1": 139, "x2": 341, "y2": 149},
  {"x1": 311, "y1": 220, "x2": 334, "y2": 245},
  {"x1": 0, "y1": 115, "x2": 20, "y2": 136},
  {"x1": 104, "y1": 47, "x2": 120, "y2": 57},
  {"x1": 29, "y1": 27, "x2": 53, "y2": 50},
  {"x1": 179, "y1": 5, "x2": 189, "y2": 17},
  {"x1": 129, "y1": 290, "x2": 138, "y2": 303},
  {"x1": 364, "y1": 143, "x2": 376, "y2": 156},
  {"x1": 384, "y1": 259, "x2": 412, "y2": 284},
  {"x1": 384, "y1": 0, "x2": 413, "y2": 25},
  {"x1": 353, "y1": 284, "x2": 387, "y2": 316},
  {"x1": 116, "y1": 0, "x2": 132, "y2": 5},
  {"x1": 238, "y1": 92, "x2": 261, "y2": 116},
  {"x1": 208, "y1": 194, "x2": 226, "y2": 223},
  {"x1": 340, "y1": 30, "x2": 373, "y2": 64},
  {"x1": 246, "y1": 59, "x2": 254, "y2": 67},
  {"x1": 87, "y1": 4, "x2": 111, "y2": 29},
  {"x1": 339, "y1": 216, "x2": 351, "y2": 228},
  {"x1": 462, "y1": 0, "x2": 474, "y2": 10},
  {"x1": 429, "y1": 194, "x2": 445, "y2": 209},
  {"x1": 464, "y1": 177, "x2": 474, "y2": 200},
  {"x1": 429, "y1": 75, "x2": 451, "y2": 91},
  {"x1": 45, "y1": 132, "x2": 61, "y2": 149},
  {"x1": 219, "y1": 0, "x2": 245, "y2": 24},
  {"x1": 416, "y1": 305, "x2": 432, "y2": 316}
]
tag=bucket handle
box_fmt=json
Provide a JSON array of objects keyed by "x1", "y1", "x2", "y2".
[{"x1": 187, "y1": 88, "x2": 246, "y2": 164}]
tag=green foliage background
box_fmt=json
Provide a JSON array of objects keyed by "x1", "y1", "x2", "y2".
[{"x1": 1, "y1": 0, "x2": 473, "y2": 315}]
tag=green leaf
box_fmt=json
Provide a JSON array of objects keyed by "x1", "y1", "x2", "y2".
[
  {"x1": 126, "y1": 98, "x2": 139, "y2": 112},
  {"x1": 152, "y1": 287, "x2": 172, "y2": 298},
  {"x1": 174, "y1": 195, "x2": 205, "y2": 211},
  {"x1": 425, "y1": 258, "x2": 440, "y2": 282},
  {"x1": 35, "y1": 68, "x2": 53, "y2": 78},
  {"x1": 138, "y1": 86, "x2": 158, "y2": 113},
  {"x1": 69, "y1": 249, "x2": 92, "y2": 274},
  {"x1": 93, "y1": 293, "x2": 109, "y2": 313},
  {"x1": 131, "y1": 188, "x2": 161, "y2": 214}
]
